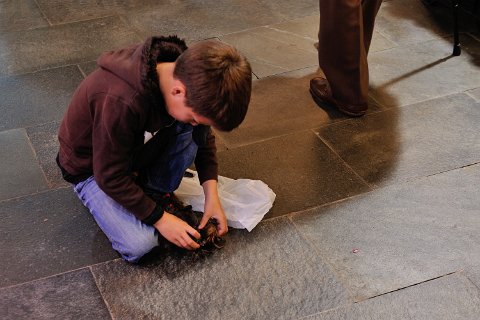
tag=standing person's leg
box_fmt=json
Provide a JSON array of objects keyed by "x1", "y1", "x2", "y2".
[
  {"x1": 320, "y1": 0, "x2": 367, "y2": 112},
  {"x1": 311, "y1": 0, "x2": 369, "y2": 116}
]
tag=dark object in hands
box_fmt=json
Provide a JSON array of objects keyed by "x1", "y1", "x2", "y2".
[{"x1": 151, "y1": 192, "x2": 225, "y2": 252}]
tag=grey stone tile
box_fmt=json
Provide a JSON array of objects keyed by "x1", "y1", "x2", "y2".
[
  {"x1": 315, "y1": 93, "x2": 480, "y2": 187},
  {"x1": 35, "y1": 0, "x2": 158, "y2": 25},
  {"x1": 91, "y1": 217, "x2": 350, "y2": 319},
  {"x1": 0, "y1": 66, "x2": 83, "y2": 131},
  {"x1": 0, "y1": 16, "x2": 140, "y2": 76},
  {"x1": 254, "y1": 0, "x2": 318, "y2": 21},
  {"x1": 217, "y1": 131, "x2": 371, "y2": 218},
  {"x1": 466, "y1": 87, "x2": 480, "y2": 102},
  {"x1": 0, "y1": 269, "x2": 112, "y2": 320},
  {"x1": 26, "y1": 121, "x2": 69, "y2": 189},
  {"x1": 370, "y1": 31, "x2": 397, "y2": 53},
  {"x1": 219, "y1": 28, "x2": 318, "y2": 78},
  {"x1": 0, "y1": 129, "x2": 48, "y2": 201},
  {"x1": 0, "y1": 0, "x2": 49, "y2": 32},
  {"x1": 267, "y1": 14, "x2": 319, "y2": 40},
  {"x1": 215, "y1": 66, "x2": 383, "y2": 148},
  {"x1": 0, "y1": 188, "x2": 118, "y2": 287},
  {"x1": 291, "y1": 164, "x2": 480, "y2": 300},
  {"x1": 369, "y1": 35, "x2": 480, "y2": 108},
  {"x1": 123, "y1": 1, "x2": 284, "y2": 42},
  {"x1": 375, "y1": 0, "x2": 450, "y2": 46},
  {"x1": 306, "y1": 273, "x2": 480, "y2": 320},
  {"x1": 465, "y1": 265, "x2": 480, "y2": 290},
  {"x1": 78, "y1": 61, "x2": 98, "y2": 77},
  {"x1": 251, "y1": 26, "x2": 317, "y2": 55}
]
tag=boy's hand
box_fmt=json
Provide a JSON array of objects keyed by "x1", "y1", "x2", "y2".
[
  {"x1": 199, "y1": 180, "x2": 228, "y2": 236},
  {"x1": 154, "y1": 212, "x2": 201, "y2": 250}
]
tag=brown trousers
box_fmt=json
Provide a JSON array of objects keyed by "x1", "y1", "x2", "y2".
[{"x1": 318, "y1": 0, "x2": 382, "y2": 107}]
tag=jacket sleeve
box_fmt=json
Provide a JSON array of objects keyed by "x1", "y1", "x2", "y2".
[
  {"x1": 91, "y1": 94, "x2": 157, "y2": 221},
  {"x1": 194, "y1": 126, "x2": 218, "y2": 184}
]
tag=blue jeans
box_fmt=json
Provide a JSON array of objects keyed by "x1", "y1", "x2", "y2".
[{"x1": 73, "y1": 123, "x2": 198, "y2": 262}]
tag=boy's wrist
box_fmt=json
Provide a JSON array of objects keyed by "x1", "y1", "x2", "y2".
[{"x1": 141, "y1": 205, "x2": 165, "y2": 225}]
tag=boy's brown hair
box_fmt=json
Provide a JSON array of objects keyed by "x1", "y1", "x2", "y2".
[{"x1": 174, "y1": 40, "x2": 252, "y2": 131}]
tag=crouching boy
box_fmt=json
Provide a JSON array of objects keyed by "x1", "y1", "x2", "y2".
[{"x1": 57, "y1": 36, "x2": 252, "y2": 262}]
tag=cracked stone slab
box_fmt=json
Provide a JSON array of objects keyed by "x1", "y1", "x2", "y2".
[
  {"x1": 217, "y1": 130, "x2": 371, "y2": 218},
  {"x1": 0, "y1": 16, "x2": 140, "y2": 76},
  {"x1": 266, "y1": 14, "x2": 319, "y2": 40},
  {"x1": 26, "y1": 121, "x2": 69, "y2": 189},
  {"x1": 219, "y1": 28, "x2": 317, "y2": 78},
  {"x1": 215, "y1": 66, "x2": 384, "y2": 148},
  {"x1": 0, "y1": 66, "x2": 83, "y2": 131},
  {"x1": 0, "y1": 0, "x2": 49, "y2": 32},
  {"x1": 375, "y1": 0, "x2": 450, "y2": 46},
  {"x1": 78, "y1": 61, "x2": 98, "y2": 77},
  {"x1": 0, "y1": 129, "x2": 48, "y2": 201},
  {"x1": 91, "y1": 217, "x2": 350, "y2": 319},
  {"x1": 466, "y1": 87, "x2": 480, "y2": 102},
  {"x1": 0, "y1": 188, "x2": 118, "y2": 287},
  {"x1": 0, "y1": 269, "x2": 112, "y2": 320},
  {"x1": 291, "y1": 164, "x2": 480, "y2": 300},
  {"x1": 465, "y1": 265, "x2": 480, "y2": 291},
  {"x1": 305, "y1": 273, "x2": 480, "y2": 320},
  {"x1": 123, "y1": 1, "x2": 283, "y2": 42},
  {"x1": 315, "y1": 93, "x2": 480, "y2": 187},
  {"x1": 369, "y1": 35, "x2": 480, "y2": 108}
]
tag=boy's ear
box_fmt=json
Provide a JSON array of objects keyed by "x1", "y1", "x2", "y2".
[{"x1": 171, "y1": 80, "x2": 186, "y2": 97}]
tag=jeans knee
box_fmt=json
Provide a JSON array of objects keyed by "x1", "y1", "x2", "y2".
[{"x1": 115, "y1": 233, "x2": 158, "y2": 263}]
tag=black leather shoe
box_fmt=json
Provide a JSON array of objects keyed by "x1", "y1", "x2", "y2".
[{"x1": 309, "y1": 77, "x2": 367, "y2": 117}]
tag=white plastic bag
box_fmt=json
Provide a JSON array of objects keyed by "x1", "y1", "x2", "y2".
[{"x1": 175, "y1": 169, "x2": 276, "y2": 231}]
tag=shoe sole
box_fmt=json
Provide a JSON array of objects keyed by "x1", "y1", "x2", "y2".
[{"x1": 309, "y1": 88, "x2": 366, "y2": 117}]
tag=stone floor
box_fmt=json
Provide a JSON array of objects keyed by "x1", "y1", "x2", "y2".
[{"x1": 1, "y1": 0, "x2": 480, "y2": 319}]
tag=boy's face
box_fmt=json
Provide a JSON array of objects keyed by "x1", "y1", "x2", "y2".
[
  {"x1": 166, "y1": 96, "x2": 213, "y2": 127},
  {"x1": 164, "y1": 79, "x2": 214, "y2": 127}
]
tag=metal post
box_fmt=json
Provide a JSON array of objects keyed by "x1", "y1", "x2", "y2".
[{"x1": 452, "y1": 0, "x2": 461, "y2": 56}]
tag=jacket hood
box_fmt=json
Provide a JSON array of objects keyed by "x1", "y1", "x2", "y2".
[{"x1": 96, "y1": 35, "x2": 188, "y2": 96}]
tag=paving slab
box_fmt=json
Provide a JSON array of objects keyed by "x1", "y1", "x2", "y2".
[
  {"x1": 0, "y1": 268, "x2": 112, "y2": 320},
  {"x1": 78, "y1": 61, "x2": 98, "y2": 77},
  {"x1": 305, "y1": 273, "x2": 480, "y2": 320},
  {"x1": 375, "y1": 0, "x2": 450, "y2": 46},
  {"x1": 35, "y1": 0, "x2": 159, "y2": 25},
  {"x1": 315, "y1": 93, "x2": 480, "y2": 187},
  {"x1": 266, "y1": 14, "x2": 319, "y2": 40},
  {"x1": 0, "y1": 188, "x2": 118, "y2": 288},
  {"x1": 123, "y1": 0, "x2": 284, "y2": 42},
  {"x1": 0, "y1": 66, "x2": 83, "y2": 131},
  {"x1": 219, "y1": 29, "x2": 317, "y2": 78},
  {"x1": 0, "y1": 16, "x2": 140, "y2": 76},
  {"x1": 291, "y1": 164, "x2": 480, "y2": 301},
  {"x1": 91, "y1": 217, "x2": 350, "y2": 319},
  {"x1": 217, "y1": 130, "x2": 371, "y2": 218},
  {"x1": 369, "y1": 34, "x2": 480, "y2": 108},
  {"x1": 0, "y1": 129, "x2": 48, "y2": 201},
  {"x1": 26, "y1": 121, "x2": 69, "y2": 189},
  {"x1": 254, "y1": 0, "x2": 318, "y2": 21},
  {"x1": 0, "y1": 0, "x2": 49, "y2": 32},
  {"x1": 465, "y1": 265, "x2": 480, "y2": 290},
  {"x1": 215, "y1": 66, "x2": 384, "y2": 148},
  {"x1": 466, "y1": 87, "x2": 480, "y2": 102}
]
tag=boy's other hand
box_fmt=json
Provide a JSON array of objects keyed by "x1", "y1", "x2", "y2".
[
  {"x1": 199, "y1": 196, "x2": 228, "y2": 236},
  {"x1": 200, "y1": 179, "x2": 228, "y2": 236},
  {"x1": 154, "y1": 212, "x2": 201, "y2": 250}
]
